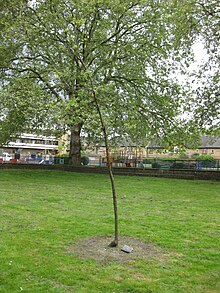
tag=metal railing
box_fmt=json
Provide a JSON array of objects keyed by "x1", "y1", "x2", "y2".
[
  {"x1": 85, "y1": 157, "x2": 220, "y2": 171},
  {"x1": 1, "y1": 154, "x2": 219, "y2": 171}
]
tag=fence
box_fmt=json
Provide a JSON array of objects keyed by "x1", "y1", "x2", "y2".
[
  {"x1": 1, "y1": 154, "x2": 220, "y2": 171},
  {"x1": 85, "y1": 156, "x2": 220, "y2": 171}
]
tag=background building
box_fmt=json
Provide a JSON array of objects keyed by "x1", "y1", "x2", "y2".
[{"x1": 0, "y1": 133, "x2": 59, "y2": 162}]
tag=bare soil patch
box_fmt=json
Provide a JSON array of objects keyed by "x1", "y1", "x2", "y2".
[{"x1": 67, "y1": 236, "x2": 165, "y2": 264}]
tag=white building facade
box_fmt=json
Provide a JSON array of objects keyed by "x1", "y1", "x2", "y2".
[{"x1": 0, "y1": 133, "x2": 59, "y2": 162}]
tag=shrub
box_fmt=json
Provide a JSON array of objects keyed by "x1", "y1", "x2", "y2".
[
  {"x1": 179, "y1": 153, "x2": 189, "y2": 159},
  {"x1": 197, "y1": 154, "x2": 215, "y2": 161},
  {"x1": 143, "y1": 159, "x2": 152, "y2": 164},
  {"x1": 170, "y1": 162, "x2": 188, "y2": 169},
  {"x1": 191, "y1": 153, "x2": 200, "y2": 159},
  {"x1": 81, "y1": 156, "x2": 90, "y2": 165},
  {"x1": 152, "y1": 162, "x2": 161, "y2": 168}
]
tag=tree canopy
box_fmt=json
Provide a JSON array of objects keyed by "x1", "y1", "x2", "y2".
[
  {"x1": 185, "y1": 1, "x2": 220, "y2": 136},
  {"x1": 0, "y1": 0, "x2": 219, "y2": 155}
]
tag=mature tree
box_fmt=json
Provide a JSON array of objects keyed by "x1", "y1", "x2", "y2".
[
  {"x1": 1, "y1": 0, "x2": 206, "y2": 245},
  {"x1": 0, "y1": 0, "x2": 198, "y2": 159}
]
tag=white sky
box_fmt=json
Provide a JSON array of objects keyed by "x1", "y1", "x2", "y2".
[{"x1": 190, "y1": 41, "x2": 209, "y2": 70}]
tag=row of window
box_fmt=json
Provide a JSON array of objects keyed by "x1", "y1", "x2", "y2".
[{"x1": 15, "y1": 139, "x2": 58, "y2": 145}]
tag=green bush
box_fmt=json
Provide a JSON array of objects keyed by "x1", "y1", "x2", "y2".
[
  {"x1": 191, "y1": 153, "x2": 200, "y2": 159},
  {"x1": 81, "y1": 156, "x2": 90, "y2": 165},
  {"x1": 170, "y1": 162, "x2": 188, "y2": 169},
  {"x1": 152, "y1": 162, "x2": 161, "y2": 168},
  {"x1": 179, "y1": 153, "x2": 189, "y2": 159},
  {"x1": 197, "y1": 154, "x2": 215, "y2": 161},
  {"x1": 143, "y1": 159, "x2": 152, "y2": 164}
]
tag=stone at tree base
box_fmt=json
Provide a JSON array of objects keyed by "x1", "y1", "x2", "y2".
[{"x1": 121, "y1": 245, "x2": 133, "y2": 253}]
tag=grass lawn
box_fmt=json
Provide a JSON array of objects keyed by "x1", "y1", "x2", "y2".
[{"x1": 0, "y1": 169, "x2": 219, "y2": 293}]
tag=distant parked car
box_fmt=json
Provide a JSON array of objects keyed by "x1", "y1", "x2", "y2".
[{"x1": 0, "y1": 152, "x2": 12, "y2": 162}]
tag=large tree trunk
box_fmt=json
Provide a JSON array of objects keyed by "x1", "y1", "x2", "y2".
[{"x1": 69, "y1": 123, "x2": 82, "y2": 166}]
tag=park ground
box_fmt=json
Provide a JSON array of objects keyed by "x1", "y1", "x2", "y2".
[{"x1": 0, "y1": 170, "x2": 219, "y2": 292}]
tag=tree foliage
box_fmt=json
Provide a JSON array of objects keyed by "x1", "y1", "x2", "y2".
[
  {"x1": 0, "y1": 0, "x2": 200, "y2": 153},
  {"x1": 187, "y1": 1, "x2": 220, "y2": 135}
]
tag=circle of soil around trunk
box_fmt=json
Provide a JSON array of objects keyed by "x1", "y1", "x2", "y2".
[{"x1": 67, "y1": 236, "x2": 165, "y2": 264}]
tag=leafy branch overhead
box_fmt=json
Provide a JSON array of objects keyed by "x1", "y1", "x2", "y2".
[{"x1": 0, "y1": 0, "x2": 219, "y2": 152}]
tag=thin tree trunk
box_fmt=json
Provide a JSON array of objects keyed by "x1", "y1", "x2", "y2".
[
  {"x1": 92, "y1": 93, "x2": 119, "y2": 247},
  {"x1": 77, "y1": 58, "x2": 119, "y2": 246},
  {"x1": 105, "y1": 145, "x2": 119, "y2": 247},
  {"x1": 69, "y1": 123, "x2": 82, "y2": 166}
]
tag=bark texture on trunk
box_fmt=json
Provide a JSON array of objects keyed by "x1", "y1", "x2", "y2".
[{"x1": 69, "y1": 124, "x2": 82, "y2": 166}]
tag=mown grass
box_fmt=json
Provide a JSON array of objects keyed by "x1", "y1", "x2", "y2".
[{"x1": 0, "y1": 169, "x2": 219, "y2": 293}]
